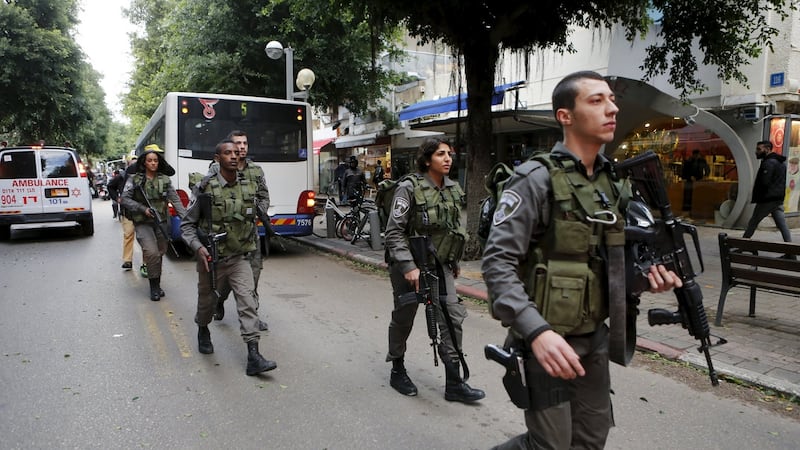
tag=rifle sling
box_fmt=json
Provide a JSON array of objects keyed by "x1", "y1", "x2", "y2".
[
  {"x1": 608, "y1": 244, "x2": 635, "y2": 365},
  {"x1": 432, "y1": 257, "x2": 470, "y2": 381}
]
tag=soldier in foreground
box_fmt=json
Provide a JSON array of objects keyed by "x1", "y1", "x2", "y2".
[
  {"x1": 482, "y1": 71, "x2": 681, "y2": 448},
  {"x1": 181, "y1": 140, "x2": 276, "y2": 376}
]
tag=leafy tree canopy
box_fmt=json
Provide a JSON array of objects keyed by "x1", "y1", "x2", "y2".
[
  {"x1": 123, "y1": 0, "x2": 403, "y2": 131},
  {"x1": 345, "y1": 0, "x2": 794, "y2": 259},
  {"x1": 0, "y1": 0, "x2": 113, "y2": 157}
]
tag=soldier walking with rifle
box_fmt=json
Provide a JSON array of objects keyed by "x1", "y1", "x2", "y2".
[
  {"x1": 180, "y1": 140, "x2": 276, "y2": 376},
  {"x1": 482, "y1": 71, "x2": 684, "y2": 449},
  {"x1": 212, "y1": 130, "x2": 271, "y2": 331},
  {"x1": 384, "y1": 137, "x2": 484, "y2": 403},
  {"x1": 121, "y1": 145, "x2": 185, "y2": 301}
]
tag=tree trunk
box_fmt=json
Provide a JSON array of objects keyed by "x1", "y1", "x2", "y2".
[{"x1": 461, "y1": 41, "x2": 499, "y2": 261}]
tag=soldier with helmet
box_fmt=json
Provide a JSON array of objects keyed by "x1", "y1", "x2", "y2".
[{"x1": 180, "y1": 139, "x2": 277, "y2": 376}]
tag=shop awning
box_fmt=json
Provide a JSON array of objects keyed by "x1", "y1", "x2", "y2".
[
  {"x1": 398, "y1": 80, "x2": 526, "y2": 122},
  {"x1": 334, "y1": 132, "x2": 377, "y2": 149},
  {"x1": 313, "y1": 138, "x2": 334, "y2": 154}
]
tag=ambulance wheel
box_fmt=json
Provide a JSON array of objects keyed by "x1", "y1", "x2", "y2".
[{"x1": 79, "y1": 218, "x2": 94, "y2": 236}]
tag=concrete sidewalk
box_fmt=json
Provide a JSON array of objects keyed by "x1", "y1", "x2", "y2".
[{"x1": 292, "y1": 219, "x2": 800, "y2": 398}]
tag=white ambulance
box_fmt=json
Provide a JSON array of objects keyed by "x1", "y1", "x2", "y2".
[{"x1": 0, "y1": 146, "x2": 94, "y2": 239}]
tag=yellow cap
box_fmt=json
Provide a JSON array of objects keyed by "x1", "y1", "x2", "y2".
[{"x1": 144, "y1": 144, "x2": 163, "y2": 152}]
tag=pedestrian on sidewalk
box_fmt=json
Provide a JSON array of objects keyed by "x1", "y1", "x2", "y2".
[
  {"x1": 384, "y1": 137, "x2": 484, "y2": 403},
  {"x1": 482, "y1": 70, "x2": 681, "y2": 449},
  {"x1": 180, "y1": 139, "x2": 277, "y2": 376},
  {"x1": 742, "y1": 140, "x2": 792, "y2": 242}
]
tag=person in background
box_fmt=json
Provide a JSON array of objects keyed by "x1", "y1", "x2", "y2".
[
  {"x1": 681, "y1": 149, "x2": 709, "y2": 211},
  {"x1": 107, "y1": 169, "x2": 123, "y2": 219},
  {"x1": 116, "y1": 156, "x2": 138, "y2": 270},
  {"x1": 181, "y1": 139, "x2": 277, "y2": 376},
  {"x1": 121, "y1": 146, "x2": 186, "y2": 300},
  {"x1": 482, "y1": 71, "x2": 681, "y2": 449},
  {"x1": 743, "y1": 140, "x2": 792, "y2": 243},
  {"x1": 343, "y1": 155, "x2": 366, "y2": 205},
  {"x1": 372, "y1": 159, "x2": 385, "y2": 188}
]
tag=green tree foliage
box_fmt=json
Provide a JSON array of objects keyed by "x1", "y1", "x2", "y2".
[
  {"x1": 0, "y1": 0, "x2": 111, "y2": 155},
  {"x1": 123, "y1": 0, "x2": 401, "y2": 130},
  {"x1": 347, "y1": 0, "x2": 794, "y2": 258}
]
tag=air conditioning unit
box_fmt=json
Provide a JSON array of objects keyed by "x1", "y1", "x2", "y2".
[{"x1": 740, "y1": 106, "x2": 761, "y2": 121}]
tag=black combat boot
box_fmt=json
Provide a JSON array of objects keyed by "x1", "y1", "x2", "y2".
[
  {"x1": 389, "y1": 359, "x2": 418, "y2": 396},
  {"x1": 443, "y1": 359, "x2": 485, "y2": 403},
  {"x1": 246, "y1": 341, "x2": 277, "y2": 376},
  {"x1": 155, "y1": 277, "x2": 165, "y2": 297},
  {"x1": 148, "y1": 278, "x2": 161, "y2": 301},
  {"x1": 198, "y1": 326, "x2": 214, "y2": 354},
  {"x1": 213, "y1": 300, "x2": 225, "y2": 321}
]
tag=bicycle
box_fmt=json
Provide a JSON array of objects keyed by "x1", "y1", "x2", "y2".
[
  {"x1": 339, "y1": 195, "x2": 378, "y2": 248},
  {"x1": 312, "y1": 196, "x2": 348, "y2": 238}
]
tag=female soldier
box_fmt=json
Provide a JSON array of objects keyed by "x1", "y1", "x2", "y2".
[
  {"x1": 121, "y1": 145, "x2": 186, "y2": 301},
  {"x1": 384, "y1": 138, "x2": 484, "y2": 403}
]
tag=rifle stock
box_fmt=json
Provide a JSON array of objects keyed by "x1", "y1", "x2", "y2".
[{"x1": 615, "y1": 151, "x2": 725, "y2": 386}]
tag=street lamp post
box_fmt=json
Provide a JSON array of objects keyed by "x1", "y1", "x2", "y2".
[{"x1": 265, "y1": 40, "x2": 315, "y2": 101}]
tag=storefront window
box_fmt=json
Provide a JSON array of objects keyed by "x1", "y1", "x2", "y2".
[
  {"x1": 612, "y1": 114, "x2": 737, "y2": 223},
  {"x1": 782, "y1": 119, "x2": 800, "y2": 212}
]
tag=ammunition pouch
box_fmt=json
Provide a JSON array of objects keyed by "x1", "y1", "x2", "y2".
[{"x1": 433, "y1": 229, "x2": 467, "y2": 264}]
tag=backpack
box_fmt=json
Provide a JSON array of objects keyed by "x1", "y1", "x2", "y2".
[
  {"x1": 375, "y1": 175, "x2": 412, "y2": 231},
  {"x1": 477, "y1": 162, "x2": 516, "y2": 247}
]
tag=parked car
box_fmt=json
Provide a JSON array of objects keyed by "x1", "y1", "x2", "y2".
[{"x1": 0, "y1": 145, "x2": 94, "y2": 239}]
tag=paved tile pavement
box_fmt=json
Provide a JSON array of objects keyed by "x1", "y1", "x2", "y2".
[{"x1": 293, "y1": 216, "x2": 800, "y2": 397}]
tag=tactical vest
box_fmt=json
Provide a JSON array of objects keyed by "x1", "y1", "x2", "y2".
[
  {"x1": 197, "y1": 174, "x2": 258, "y2": 257},
  {"x1": 521, "y1": 153, "x2": 627, "y2": 336},
  {"x1": 129, "y1": 173, "x2": 170, "y2": 223},
  {"x1": 406, "y1": 174, "x2": 467, "y2": 263}
]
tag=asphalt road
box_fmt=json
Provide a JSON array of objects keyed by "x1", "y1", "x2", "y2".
[{"x1": 0, "y1": 199, "x2": 798, "y2": 449}]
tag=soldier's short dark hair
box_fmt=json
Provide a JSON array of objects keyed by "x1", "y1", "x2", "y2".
[
  {"x1": 756, "y1": 140, "x2": 773, "y2": 150},
  {"x1": 215, "y1": 139, "x2": 236, "y2": 154},
  {"x1": 552, "y1": 71, "x2": 607, "y2": 124}
]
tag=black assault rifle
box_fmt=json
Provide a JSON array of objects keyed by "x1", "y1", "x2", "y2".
[
  {"x1": 196, "y1": 193, "x2": 227, "y2": 302},
  {"x1": 397, "y1": 235, "x2": 440, "y2": 366},
  {"x1": 136, "y1": 184, "x2": 178, "y2": 256},
  {"x1": 615, "y1": 151, "x2": 726, "y2": 386}
]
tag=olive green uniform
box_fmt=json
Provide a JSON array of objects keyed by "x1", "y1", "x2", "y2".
[
  {"x1": 384, "y1": 173, "x2": 467, "y2": 367},
  {"x1": 120, "y1": 173, "x2": 186, "y2": 280},
  {"x1": 212, "y1": 159, "x2": 270, "y2": 304},
  {"x1": 181, "y1": 171, "x2": 261, "y2": 343},
  {"x1": 483, "y1": 144, "x2": 625, "y2": 449}
]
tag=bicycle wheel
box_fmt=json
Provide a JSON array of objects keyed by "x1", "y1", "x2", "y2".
[
  {"x1": 350, "y1": 214, "x2": 367, "y2": 245},
  {"x1": 339, "y1": 215, "x2": 357, "y2": 241}
]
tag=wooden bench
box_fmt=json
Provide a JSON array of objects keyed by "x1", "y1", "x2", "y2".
[{"x1": 715, "y1": 233, "x2": 800, "y2": 326}]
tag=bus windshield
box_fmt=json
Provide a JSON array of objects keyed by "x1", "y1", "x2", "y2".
[{"x1": 177, "y1": 96, "x2": 308, "y2": 163}]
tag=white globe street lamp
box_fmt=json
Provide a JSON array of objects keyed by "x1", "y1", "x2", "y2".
[{"x1": 264, "y1": 40, "x2": 294, "y2": 101}]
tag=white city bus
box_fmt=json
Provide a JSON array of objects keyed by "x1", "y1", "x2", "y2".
[{"x1": 134, "y1": 92, "x2": 316, "y2": 249}]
